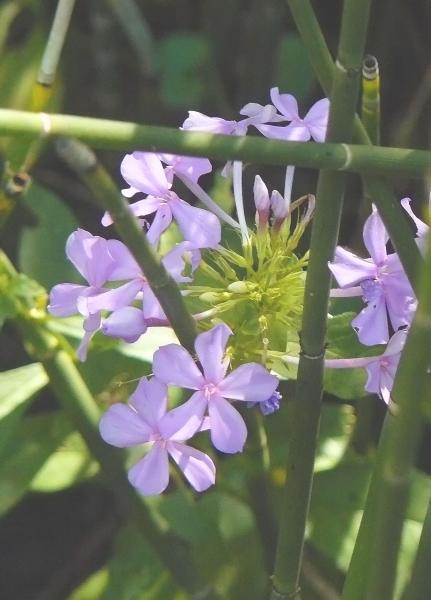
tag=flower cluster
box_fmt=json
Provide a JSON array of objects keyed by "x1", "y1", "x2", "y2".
[
  {"x1": 100, "y1": 324, "x2": 278, "y2": 494},
  {"x1": 326, "y1": 200, "x2": 428, "y2": 404},
  {"x1": 48, "y1": 87, "x2": 329, "y2": 494}
]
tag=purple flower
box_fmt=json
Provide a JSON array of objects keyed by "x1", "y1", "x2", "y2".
[
  {"x1": 80, "y1": 241, "x2": 201, "y2": 323},
  {"x1": 256, "y1": 88, "x2": 330, "y2": 142},
  {"x1": 153, "y1": 323, "x2": 279, "y2": 453},
  {"x1": 99, "y1": 377, "x2": 216, "y2": 495},
  {"x1": 401, "y1": 197, "x2": 429, "y2": 254},
  {"x1": 48, "y1": 229, "x2": 124, "y2": 360},
  {"x1": 329, "y1": 206, "x2": 416, "y2": 345},
  {"x1": 182, "y1": 103, "x2": 281, "y2": 137},
  {"x1": 103, "y1": 152, "x2": 221, "y2": 248}
]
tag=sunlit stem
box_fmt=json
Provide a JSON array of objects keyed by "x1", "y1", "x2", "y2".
[
  {"x1": 283, "y1": 165, "x2": 295, "y2": 212},
  {"x1": 37, "y1": 0, "x2": 76, "y2": 87},
  {"x1": 21, "y1": 0, "x2": 76, "y2": 173},
  {"x1": 233, "y1": 160, "x2": 251, "y2": 245},
  {"x1": 361, "y1": 55, "x2": 380, "y2": 145},
  {"x1": 178, "y1": 173, "x2": 241, "y2": 229}
]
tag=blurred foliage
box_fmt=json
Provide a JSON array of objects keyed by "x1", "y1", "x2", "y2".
[{"x1": 1, "y1": 0, "x2": 431, "y2": 598}]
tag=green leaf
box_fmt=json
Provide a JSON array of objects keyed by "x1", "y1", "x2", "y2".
[
  {"x1": 274, "y1": 34, "x2": 316, "y2": 101},
  {"x1": 0, "y1": 363, "x2": 48, "y2": 454},
  {"x1": 0, "y1": 412, "x2": 72, "y2": 515},
  {"x1": 315, "y1": 404, "x2": 355, "y2": 471},
  {"x1": 18, "y1": 182, "x2": 79, "y2": 289},
  {"x1": 158, "y1": 34, "x2": 209, "y2": 107},
  {"x1": 100, "y1": 525, "x2": 183, "y2": 600},
  {"x1": 159, "y1": 490, "x2": 266, "y2": 599},
  {"x1": 309, "y1": 462, "x2": 431, "y2": 598},
  {"x1": 68, "y1": 569, "x2": 109, "y2": 600},
  {"x1": 30, "y1": 431, "x2": 99, "y2": 493},
  {"x1": 0, "y1": 293, "x2": 17, "y2": 328}
]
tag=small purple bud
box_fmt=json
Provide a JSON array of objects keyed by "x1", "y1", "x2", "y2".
[
  {"x1": 253, "y1": 175, "x2": 270, "y2": 212},
  {"x1": 260, "y1": 391, "x2": 282, "y2": 415},
  {"x1": 254, "y1": 175, "x2": 270, "y2": 231},
  {"x1": 247, "y1": 391, "x2": 282, "y2": 416},
  {"x1": 271, "y1": 190, "x2": 288, "y2": 220}
]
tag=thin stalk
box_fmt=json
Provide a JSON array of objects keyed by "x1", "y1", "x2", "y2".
[
  {"x1": 402, "y1": 500, "x2": 431, "y2": 600},
  {"x1": 0, "y1": 109, "x2": 429, "y2": 180},
  {"x1": 0, "y1": 252, "x2": 219, "y2": 599},
  {"x1": 343, "y1": 240, "x2": 431, "y2": 600},
  {"x1": 104, "y1": 0, "x2": 156, "y2": 77},
  {"x1": 178, "y1": 173, "x2": 241, "y2": 229},
  {"x1": 270, "y1": 1, "x2": 372, "y2": 598},
  {"x1": 37, "y1": 0, "x2": 76, "y2": 88},
  {"x1": 21, "y1": 0, "x2": 76, "y2": 172},
  {"x1": 287, "y1": 0, "x2": 421, "y2": 289},
  {"x1": 55, "y1": 137, "x2": 198, "y2": 355}
]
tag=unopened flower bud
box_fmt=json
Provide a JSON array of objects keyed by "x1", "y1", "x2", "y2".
[
  {"x1": 227, "y1": 281, "x2": 254, "y2": 294},
  {"x1": 254, "y1": 175, "x2": 270, "y2": 230},
  {"x1": 271, "y1": 190, "x2": 288, "y2": 220},
  {"x1": 199, "y1": 291, "x2": 231, "y2": 304}
]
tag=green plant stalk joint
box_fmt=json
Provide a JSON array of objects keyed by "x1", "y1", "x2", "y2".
[{"x1": 270, "y1": 1, "x2": 372, "y2": 598}]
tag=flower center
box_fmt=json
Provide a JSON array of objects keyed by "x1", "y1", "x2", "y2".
[
  {"x1": 203, "y1": 383, "x2": 218, "y2": 399},
  {"x1": 361, "y1": 278, "x2": 383, "y2": 303},
  {"x1": 149, "y1": 431, "x2": 165, "y2": 446}
]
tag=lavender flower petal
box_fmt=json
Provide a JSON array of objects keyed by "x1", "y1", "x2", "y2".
[
  {"x1": 167, "y1": 441, "x2": 215, "y2": 492},
  {"x1": 153, "y1": 343, "x2": 205, "y2": 390},
  {"x1": 363, "y1": 207, "x2": 388, "y2": 265},
  {"x1": 99, "y1": 403, "x2": 153, "y2": 447},
  {"x1": 128, "y1": 377, "x2": 168, "y2": 427},
  {"x1": 102, "y1": 307, "x2": 147, "y2": 343},
  {"x1": 158, "y1": 391, "x2": 206, "y2": 441},
  {"x1": 121, "y1": 152, "x2": 171, "y2": 196},
  {"x1": 218, "y1": 363, "x2": 278, "y2": 402},
  {"x1": 208, "y1": 395, "x2": 247, "y2": 453},
  {"x1": 352, "y1": 294, "x2": 390, "y2": 345},
  {"x1": 195, "y1": 323, "x2": 232, "y2": 383},
  {"x1": 169, "y1": 197, "x2": 221, "y2": 249},
  {"x1": 128, "y1": 444, "x2": 170, "y2": 495}
]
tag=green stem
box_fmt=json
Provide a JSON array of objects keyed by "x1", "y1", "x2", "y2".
[
  {"x1": 0, "y1": 108, "x2": 429, "y2": 180},
  {"x1": 361, "y1": 55, "x2": 381, "y2": 145},
  {"x1": 104, "y1": 0, "x2": 156, "y2": 77},
  {"x1": 270, "y1": 1, "x2": 372, "y2": 598},
  {"x1": 343, "y1": 240, "x2": 431, "y2": 600},
  {"x1": 37, "y1": 0, "x2": 76, "y2": 87},
  {"x1": 287, "y1": 0, "x2": 421, "y2": 290},
  {"x1": 0, "y1": 252, "x2": 219, "y2": 599},
  {"x1": 402, "y1": 500, "x2": 431, "y2": 600},
  {"x1": 55, "y1": 137, "x2": 198, "y2": 356}
]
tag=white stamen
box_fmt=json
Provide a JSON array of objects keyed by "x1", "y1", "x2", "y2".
[
  {"x1": 233, "y1": 161, "x2": 250, "y2": 245},
  {"x1": 283, "y1": 165, "x2": 295, "y2": 213}
]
